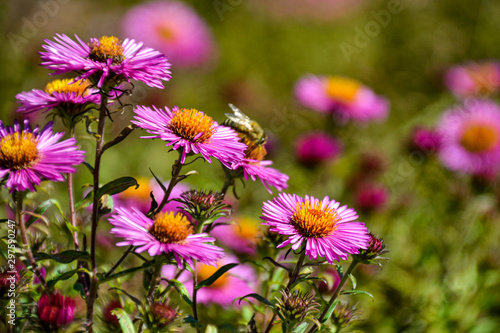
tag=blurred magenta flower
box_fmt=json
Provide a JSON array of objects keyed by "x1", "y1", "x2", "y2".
[
  {"x1": 102, "y1": 300, "x2": 122, "y2": 326},
  {"x1": 355, "y1": 185, "x2": 388, "y2": 212},
  {"x1": 295, "y1": 75, "x2": 389, "y2": 123},
  {"x1": 210, "y1": 216, "x2": 262, "y2": 255},
  {"x1": 444, "y1": 61, "x2": 500, "y2": 98},
  {"x1": 16, "y1": 78, "x2": 99, "y2": 115},
  {"x1": 40, "y1": 34, "x2": 171, "y2": 89},
  {"x1": 318, "y1": 268, "x2": 341, "y2": 294},
  {"x1": 109, "y1": 207, "x2": 224, "y2": 267},
  {"x1": 122, "y1": 1, "x2": 214, "y2": 68},
  {"x1": 0, "y1": 120, "x2": 85, "y2": 193},
  {"x1": 261, "y1": 193, "x2": 371, "y2": 263},
  {"x1": 132, "y1": 105, "x2": 246, "y2": 168},
  {"x1": 411, "y1": 127, "x2": 441, "y2": 153},
  {"x1": 295, "y1": 132, "x2": 342, "y2": 166},
  {"x1": 437, "y1": 99, "x2": 500, "y2": 175},
  {"x1": 162, "y1": 255, "x2": 256, "y2": 307},
  {"x1": 37, "y1": 293, "x2": 76, "y2": 328},
  {"x1": 114, "y1": 177, "x2": 188, "y2": 214}
]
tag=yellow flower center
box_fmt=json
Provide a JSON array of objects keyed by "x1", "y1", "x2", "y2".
[
  {"x1": 0, "y1": 132, "x2": 39, "y2": 170},
  {"x1": 150, "y1": 212, "x2": 193, "y2": 243},
  {"x1": 89, "y1": 36, "x2": 125, "y2": 64},
  {"x1": 325, "y1": 77, "x2": 361, "y2": 102},
  {"x1": 460, "y1": 123, "x2": 500, "y2": 153},
  {"x1": 120, "y1": 177, "x2": 152, "y2": 201},
  {"x1": 156, "y1": 25, "x2": 175, "y2": 41},
  {"x1": 168, "y1": 108, "x2": 216, "y2": 143},
  {"x1": 45, "y1": 79, "x2": 91, "y2": 96},
  {"x1": 197, "y1": 264, "x2": 229, "y2": 288},
  {"x1": 291, "y1": 200, "x2": 340, "y2": 238},
  {"x1": 232, "y1": 217, "x2": 261, "y2": 243}
]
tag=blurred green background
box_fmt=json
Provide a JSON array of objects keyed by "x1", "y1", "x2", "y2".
[{"x1": 2, "y1": 0, "x2": 500, "y2": 332}]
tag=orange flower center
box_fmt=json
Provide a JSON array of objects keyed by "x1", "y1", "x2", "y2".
[
  {"x1": 460, "y1": 123, "x2": 500, "y2": 153},
  {"x1": 45, "y1": 78, "x2": 91, "y2": 97},
  {"x1": 156, "y1": 25, "x2": 176, "y2": 41},
  {"x1": 291, "y1": 200, "x2": 340, "y2": 238},
  {"x1": 150, "y1": 212, "x2": 193, "y2": 243},
  {"x1": 120, "y1": 177, "x2": 152, "y2": 201},
  {"x1": 89, "y1": 36, "x2": 125, "y2": 64},
  {"x1": 0, "y1": 132, "x2": 39, "y2": 170},
  {"x1": 325, "y1": 77, "x2": 361, "y2": 102},
  {"x1": 197, "y1": 264, "x2": 229, "y2": 288},
  {"x1": 168, "y1": 108, "x2": 216, "y2": 143},
  {"x1": 232, "y1": 217, "x2": 261, "y2": 243}
]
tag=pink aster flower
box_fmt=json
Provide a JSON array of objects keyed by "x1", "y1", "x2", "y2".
[
  {"x1": 261, "y1": 193, "x2": 371, "y2": 263},
  {"x1": 295, "y1": 75, "x2": 389, "y2": 123},
  {"x1": 437, "y1": 99, "x2": 500, "y2": 175},
  {"x1": 354, "y1": 184, "x2": 388, "y2": 212},
  {"x1": 236, "y1": 159, "x2": 289, "y2": 194},
  {"x1": 114, "y1": 177, "x2": 189, "y2": 214},
  {"x1": 411, "y1": 127, "x2": 441, "y2": 153},
  {"x1": 444, "y1": 61, "x2": 500, "y2": 98},
  {"x1": 40, "y1": 34, "x2": 171, "y2": 89},
  {"x1": 162, "y1": 255, "x2": 256, "y2": 307},
  {"x1": 210, "y1": 216, "x2": 262, "y2": 255},
  {"x1": 132, "y1": 105, "x2": 246, "y2": 168},
  {"x1": 37, "y1": 293, "x2": 76, "y2": 328},
  {"x1": 16, "y1": 78, "x2": 100, "y2": 115},
  {"x1": 295, "y1": 132, "x2": 342, "y2": 166},
  {"x1": 109, "y1": 206, "x2": 224, "y2": 267},
  {"x1": 0, "y1": 120, "x2": 85, "y2": 193},
  {"x1": 122, "y1": 1, "x2": 214, "y2": 68}
]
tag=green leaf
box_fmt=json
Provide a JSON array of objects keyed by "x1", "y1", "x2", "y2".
[
  {"x1": 98, "y1": 262, "x2": 152, "y2": 284},
  {"x1": 108, "y1": 287, "x2": 141, "y2": 306},
  {"x1": 340, "y1": 290, "x2": 374, "y2": 300},
  {"x1": 320, "y1": 300, "x2": 340, "y2": 324},
  {"x1": 111, "y1": 308, "x2": 135, "y2": 333},
  {"x1": 237, "y1": 293, "x2": 275, "y2": 308},
  {"x1": 165, "y1": 278, "x2": 192, "y2": 306},
  {"x1": 96, "y1": 177, "x2": 138, "y2": 199},
  {"x1": 293, "y1": 322, "x2": 309, "y2": 333},
  {"x1": 47, "y1": 268, "x2": 88, "y2": 288},
  {"x1": 34, "y1": 251, "x2": 90, "y2": 264},
  {"x1": 195, "y1": 263, "x2": 238, "y2": 289},
  {"x1": 26, "y1": 199, "x2": 60, "y2": 228},
  {"x1": 349, "y1": 273, "x2": 357, "y2": 290}
]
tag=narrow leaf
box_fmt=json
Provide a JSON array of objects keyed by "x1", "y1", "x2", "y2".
[
  {"x1": 349, "y1": 273, "x2": 357, "y2": 290},
  {"x1": 35, "y1": 251, "x2": 90, "y2": 264},
  {"x1": 340, "y1": 290, "x2": 374, "y2": 300},
  {"x1": 47, "y1": 268, "x2": 88, "y2": 288},
  {"x1": 96, "y1": 177, "x2": 138, "y2": 199},
  {"x1": 237, "y1": 293, "x2": 274, "y2": 308},
  {"x1": 108, "y1": 287, "x2": 141, "y2": 306},
  {"x1": 320, "y1": 300, "x2": 340, "y2": 324},
  {"x1": 196, "y1": 263, "x2": 238, "y2": 289},
  {"x1": 111, "y1": 308, "x2": 135, "y2": 333},
  {"x1": 26, "y1": 199, "x2": 58, "y2": 228},
  {"x1": 292, "y1": 322, "x2": 309, "y2": 333},
  {"x1": 165, "y1": 278, "x2": 192, "y2": 306}
]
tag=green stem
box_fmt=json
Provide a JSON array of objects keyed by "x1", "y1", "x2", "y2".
[
  {"x1": 14, "y1": 192, "x2": 48, "y2": 289},
  {"x1": 306, "y1": 260, "x2": 359, "y2": 333},
  {"x1": 86, "y1": 93, "x2": 109, "y2": 332},
  {"x1": 104, "y1": 246, "x2": 134, "y2": 278},
  {"x1": 220, "y1": 171, "x2": 234, "y2": 198},
  {"x1": 191, "y1": 260, "x2": 201, "y2": 333},
  {"x1": 147, "y1": 259, "x2": 163, "y2": 300},
  {"x1": 154, "y1": 152, "x2": 184, "y2": 215}
]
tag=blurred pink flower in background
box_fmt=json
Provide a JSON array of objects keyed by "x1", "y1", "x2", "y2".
[
  {"x1": 437, "y1": 99, "x2": 500, "y2": 176},
  {"x1": 318, "y1": 268, "x2": 341, "y2": 294},
  {"x1": 295, "y1": 75, "x2": 389, "y2": 123},
  {"x1": 122, "y1": 1, "x2": 215, "y2": 68},
  {"x1": 295, "y1": 131, "x2": 342, "y2": 166},
  {"x1": 162, "y1": 255, "x2": 256, "y2": 307},
  {"x1": 210, "y1": 216, "x2": 262, "y2": 255},
  {"x1": 37, "y1": 293, "x2": 76, "y2": 328},
  {"x1": 355, "y1": 184, "x2": 389, "y2": 213},
  {"x1": 411, "y1": 127, "x2": 441, "y2": 154},
  {"x1": 444, "y1": 61, "x2": 500, "y2": 98}
]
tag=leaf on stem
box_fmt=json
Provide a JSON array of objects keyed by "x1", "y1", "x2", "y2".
[
  {"x1": 195, "y1": 263, "x2": 238, "y2": 290},
  {"x1": 111, "y1": 308, "x2": 136, "y2": 333},
  {"x1": 237, "y1": 293, "x2": 275, "y2": 308},
  {"x1": 34, "y1": 250, "x2": 90, "y2": 263}
]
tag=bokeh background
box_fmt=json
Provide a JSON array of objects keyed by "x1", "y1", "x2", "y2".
[{"x1": 2, "y1": 0, "x2": 500, "y2": 332}]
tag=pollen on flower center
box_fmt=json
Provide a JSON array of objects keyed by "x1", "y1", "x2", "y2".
[
  {"x1": 45, "y1": 79, "x2": 91, "y2": 96},
  {"x1": 0, "y1": 132, "x2": 39, "y2": 170},
  {"x1": 89, "y1": 36, "x2": 125, "y2": 64},
  {"x1": 325, "y1": 77, "x2": 361, "y2": 102},
  {"x1": 460, "y1": 123, "x2": 500, "y2": 152},
  {"x1": 197, "y1": 264, "x2": 228, "y2": 288},
  {"x1": 150, "y1": 212, "x2": 193, "y2": 243},
  {"x1": 291, "y1": 200, "x2": 340, "y2": 238},
  {"x1": 168, "y1": 108, "x2": 216, "y2": 143}
]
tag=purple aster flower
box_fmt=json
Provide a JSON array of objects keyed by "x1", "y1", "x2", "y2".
[
  {"x1": 437, "y1": 99, "x2": 500, "y2": 175},
  {"x1": 16, "y1": 78, "x2": 99, "y2": 115},
  {"x1": 132, "y1": 105, "x2": 247, "y2": 168},
  {"x1": 261, "y1": 193, "x2": 371, "y2": 263},
  {"x1": 354, "y1": 184, "x2": 388, "y2": 212},
  {"x1": 294, "y1": 75, "x2": 389, "y2": 123},
  {"x1": 109, "y1": 206, "x2": 224, "y2": 267},
  {"x1": 444, "y1": 61, "x2": 500, "y2": 98},
  {"x1": 40, "y1": 34, "x2": 171, "y2": 89},
  {"x1": 411, "y1": 127, "x2": 441, "y2": 153},
  {"x1": 295, "y1": 131, "x2": 342, "y2": 166},
  {"x1": 37, "y1": 292, "x2": 76, "y2": 328},
  {"x1": 162, "y1": 255, "x2": 256, "y2": 307},
  {"x1": 0, "y1": 120, "x2": 85, "y2": 193},
  {"x1": 122, "y1": 1, "x2": 214, "y2": 68},
  {"x1": 236, "y1": 159, "x2": 289, "y2": 193}
]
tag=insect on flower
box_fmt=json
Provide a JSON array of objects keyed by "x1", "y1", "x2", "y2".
[{"x1": 223, "y1": 104, "x2": 268, "y2": 146}]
